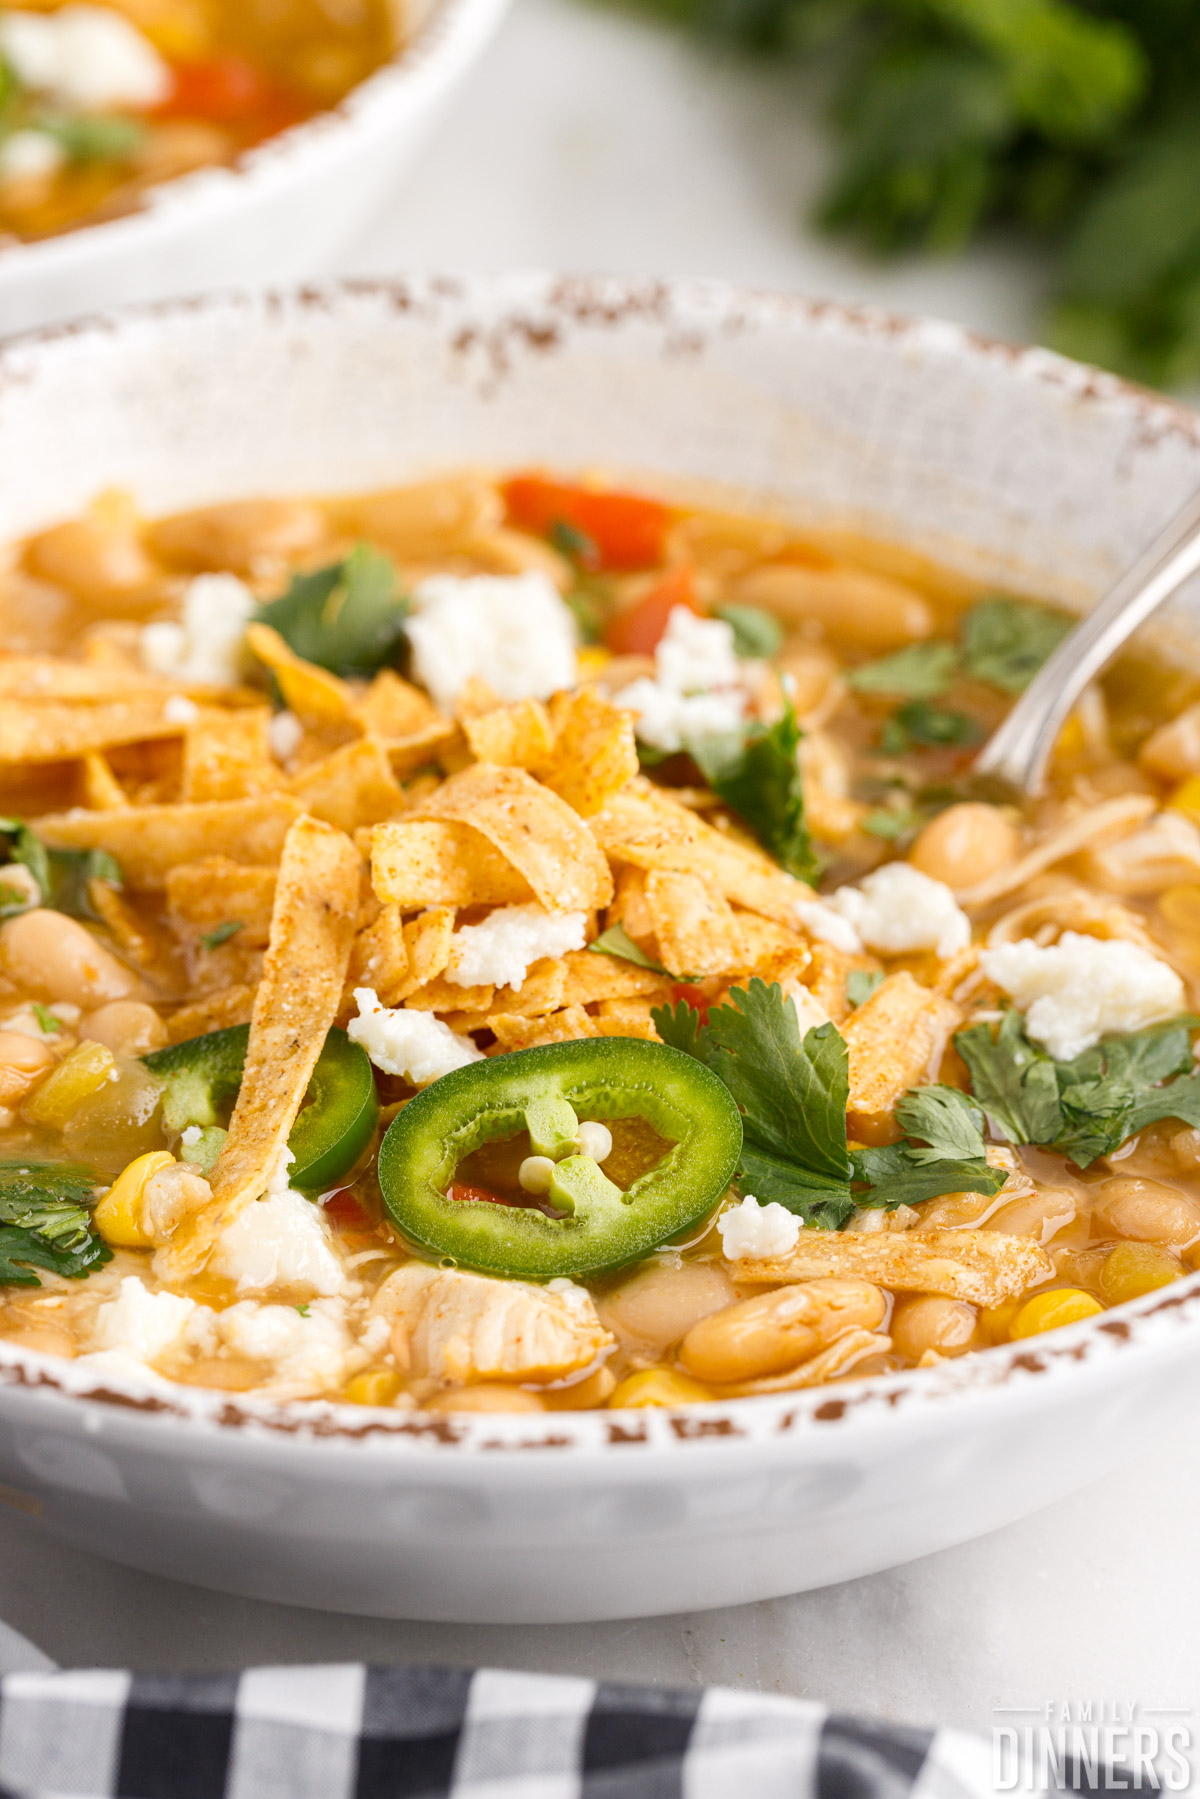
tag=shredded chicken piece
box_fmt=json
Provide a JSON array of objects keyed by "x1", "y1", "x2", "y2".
[
  {"x1": 955, "y1": 794, "x2": 1156, "y2": 910},
  {"x1": 729, "y1": 1228, "x2": 1053, "y2": 1307},
  {"x1": 371, "y1": 1263, "x2": 614, "y2": 1384},
  {"x1": 706, "y1": 1328, "x2": 892, "y2": 1396},
  {"x1": 984, "y1": 878, "x2": 1160, "y2": 954},
  {"x1": 1078, "y1": 811, "x2": 1200, "y2": 896}
]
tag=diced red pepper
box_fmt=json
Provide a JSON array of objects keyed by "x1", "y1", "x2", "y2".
[
  {"x1": 322, "y1": 1190, "x2": 372, "y2": 1231},
  {"x1": 448, "y1": 1180, "x2": 515, "y2": 1208},
  {"x1": 604, "y1": 564, "x2": 702, "y2": 655},
  {"x1": 155, "y1": 55, "x2": 291, "y2": 126},
  {"x1": 671, "y1": 983, "x2": 712, "y2": 1024},
  {"x1": 503, "y1": 474, "x2": 671, "y2": 572}
]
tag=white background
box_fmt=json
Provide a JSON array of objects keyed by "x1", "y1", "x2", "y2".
[{"x1": 4, "y1": 0, "x2": 1198, "y2": 1742}]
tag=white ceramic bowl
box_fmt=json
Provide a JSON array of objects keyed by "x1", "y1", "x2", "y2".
[
  {"x1": 1, "y1": 276, "x2": 1199, "y2": 1624},
  {"x1": 0, "y1": 0, "x2": 508, "y2": 338}
]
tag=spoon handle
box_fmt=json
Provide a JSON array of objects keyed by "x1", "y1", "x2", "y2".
[{"x1": 974, "y1": 487, "x2": 1200, "y2": 795}]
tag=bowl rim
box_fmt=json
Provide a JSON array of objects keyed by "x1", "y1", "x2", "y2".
[
  {"x1": 0, "y1": 0, "x2": 510, "y2": 278},
  {"x1": 2, "y1": 270, "x2": 1200, "y2": 1456}
]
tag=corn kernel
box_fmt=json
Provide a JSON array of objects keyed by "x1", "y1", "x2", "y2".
[
  {"x1": 22, "y1": 1040, "x2": 116, "y2": 1128},
  {"x1": 1169, "y1": 778, "x2": 1200, "y2": 824},
  {"x1": 980, "y1": 1299, "x2": 1021, "y2": 1344},
  {"x1": 1053, "y1": 715, "x2": 1086, "y2": 759},
  {"x1": 1099, "y1": 1242, "x2": 1181, "y2": 1306},
  {"x1": 608, "y1": 1368, "x2": 714, "y2": 1408},
  {"x1": 344, "y1": 1368, "x2": 403, "y2": 1407},
  {"x1": 1159, "y1": 883, "x2": 1200, "y2": 934},
  {"x1": 93, "y1": 1150, "x2": 176, "y2": 1248},
  {"x1": 1010, "y1": 1288, "x2": 1104, "y2": 1340},
  {"x1": 576, "y1": 646, "x2": 612, "y2": 679}
]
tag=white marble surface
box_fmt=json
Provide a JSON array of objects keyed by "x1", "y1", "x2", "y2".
[{"x1": 2, "y1": 0, "x2": 1197, "y2": 1738}]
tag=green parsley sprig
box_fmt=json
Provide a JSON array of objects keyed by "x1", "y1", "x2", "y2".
[{"x1": 256, "y1": 543, "x2": 408, "y2": 678}]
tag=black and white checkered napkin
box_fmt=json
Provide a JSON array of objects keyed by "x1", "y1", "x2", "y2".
[{"x1": 0, "y1": 1662, "x2": 992, "y2": 1798}]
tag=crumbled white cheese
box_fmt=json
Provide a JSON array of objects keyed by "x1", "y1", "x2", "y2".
[
  {"x1": 613, "y1": 605, "x2": 749, "y2": 753},
  {"x1": 267, "y1": 709, "x2": 303, "y2": 762},
  {"x1": 0, "y1": 129, "x2": 65, "y2": 185},
  {"x1": 0, "y1": 6, "x2": 171, "y2": 110},
  {"x1": 654, "y1": 607, "x2": 741, "y2": 694},
  {"x1": 163, "y1": 694, "x2": 198, "y2": 726},
  {"x1": 827, "y1": 862, "x2": 971, "y2": 959},
  {"x1": 210, "y1": 1185, "x2": 346, "y2": 1297},
  {"x1": 193, "y1": 1296, "x2": 361, "y2": 1397},
  {"x1": 613, "y1": 678, "x2": 746, "y2": 754},
  {"x1": 180, "y1": 1125, "x2": 202, "y2": 1148},
  {"x1": 91, "y1": 1276, "x2": 195, "y2": 1361},
  {"x1": 140, "y1": 573, "x2": 257, "y2": 687},
  {"x1": 347, "y1": 987, "x2": 484, "y2": 1084},
  {"x1": 717, "y1": 1195, "x2": 802, "y2": 1260},
  {"x1": 407, "y1": 572, "x2": 577, "y2": 712},
  {"x1": 981, "y1": 931, "x2": 1187, "y2": 1061},
  {"x1": 793, "y1": 896, "x2": 865, "y2": 956},
  {"x1": 445, "y1": 904, "x2": 587, "y2": 990},
  {"x1": 0, "y1": 864, "x2": 42, "y2": 914}
]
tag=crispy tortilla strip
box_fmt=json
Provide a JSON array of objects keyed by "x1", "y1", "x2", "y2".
[
  {"x1": 844, "y1": 973, "x2": 961, "y2": 1141},
  {"x1": 593, "y1": 1000, "x2": 660, "y2": 1041},
  {"x1": 545, "y1": 686, "x2": 638, "y2": 817},
  {"x1": 245, "y1": 622, "x2": 359, "y2": 731},
  {"x1": 732, "y1": 1230, "x2": 1053, "y2": 1307},
  {"x1": 382, "y1": 719, "x2": 464, "y2": 777},
  {"x1": 0, "y1": 696, "x2": 194, "y2": 763},
  {"x1": 87, "y1": 880, "x2": 158, "y2": 969},
  {"x1": 416, "y1": 765, "x2": 613, "y2": 912},
  {"x1": 160, "y1": 815, "x2": 360, "y2": 1279},
  {"x1": 180, "y1": 707, "x2": 280, "y2": 803},
  {"x1": 803, "y1": 943, "x2": 881, "y2": 1025},
  {"x1": 0, "y1": 656, "x2": 223, "y2": 700},
  {"x1": 487, "y1": 956, "x2": 569, "y2": 1019},
  {"x1": 80, "y1": 752, "x2": 128, "y2": 810},
  {"x1": 592, "y1": 780, "x2": 801, "y2": 922},
  {"x1": 455, "y1": 676, "x2": 502, "y2": 720},
  {"x1": 166, "y1": 983, "x2": 258, "y2": 1043},
  {"x1": 463, "y1": 698, "x2": 555, "y2": 772},
  {"x1": 557, "y1": 948, "x2": 671, "y2": 1007},
  {"x1": 370, "y1": 820, "x2": 534, "y2": 908},
  {"x1": 289, "y1": 737, "x2": 403, "y2": 834},
  {"x1": 734, "y1": 908, "x2": 811, "y2": 975},
  {"x1": 38, "y1": 794, "x2": 303, "y2": 888},
  {"x1": 489, "y1": 1006, "x2": 600, "y2": 1050},
  {"x1": 405, "y1": 973, "x2": 494, "y2": 1013},
  {"x1": 644, "y1": 870, "x2": 746, "y2": 978},
  {"x1": 354, "y1": 668, "x2": 441, "y2": 739},
  {"x1": 710, "y1": 1329, "x2": 892, "y2": 1397},
  {"x1": 348, "y1": 904, "x2": 455, "y2": 1006},
  {"x1": 166, "y1": 858, "x2": 277, "y2": 948}
]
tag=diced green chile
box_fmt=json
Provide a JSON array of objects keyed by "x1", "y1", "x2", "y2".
[
  {"x1": 144, "y1": 1025, "x2": 378, "y2": 1190},
  {"x1": 377, "y1": 1037, "x2": 743, "y2": 1278}
]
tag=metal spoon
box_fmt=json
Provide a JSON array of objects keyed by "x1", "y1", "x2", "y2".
[{"x1": 974, "y1": 487, "x2": 1200, "y2": 795}]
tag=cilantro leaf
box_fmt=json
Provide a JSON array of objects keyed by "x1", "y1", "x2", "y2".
[
  {"x1": 955, "y1": 1010, "x2": 1200, "y2": 1169},
  {"x1": 689, "y1": 700, "x2": 819, "y2": 883},
  {"x1": 848, "y1": 640, "x2": 958, "y2": 699},
  {"x1": 847, "y1": 969, "x2": 884, "y2": 1008},
  {"x1": 0, "y1": 818, "x2": 122, "y2": 922},
  {"x1": 31, "y1": 1004, "x2": 60, "y2": 1035},
  {"x1": 851, "y1": 1146, "x2": 1004, "y2": 1211},
  {"x1": 894, "y1": 1084, "x2": 989, "y2": 1162},
  {"x1": 256, "y1": 543, "x2": 408, "y2": 678},
  {"x1": 955, "y1": 1011, "x2": 1064, "y2": 1146},
  {"x1": 654, "y1": 979, "x2": 855, "y2": 1228},
  {"x1": 199, "y1": 920, "x2": 243, "y2": 952},
  {"x1": 38, "y1": 112, "x2": 145, "y2": 163},
  {"x1": 885, "y1": 702, "x2": 985, "y2": 750},
  {"x1": 960, "y1": 597, "x2": 1074, "y2": 694},
  {"x1": 0, "y1": 1162, "x2": 110, "y2": 1285},
  {"x1": 715, "y1": 604, "x2": 785, "y2": 660},
  {"x1": 587, "y1": 923, "x2": 669, "y2": 977}
]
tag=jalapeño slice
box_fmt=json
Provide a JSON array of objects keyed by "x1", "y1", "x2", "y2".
[
  {"x1": 144, "y1": 1024, "x2": 378, "y2": 1190},
  {"x1": 377, "y1": 1037, "x2": 742, "y2": 1278}
]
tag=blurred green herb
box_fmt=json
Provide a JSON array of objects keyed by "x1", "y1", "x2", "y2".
[
  {"x1": 689, "y1": 699, "x2": 820, "y2": 882},
  {"x1": 612, "y1": 0, "x2": 1200, "y2": 386},
  {"x1": 715, "y1": 603, "x2": 786, "y2": 659},
  {"x1": 0, "y1": 819, "x2": 122, "y2": 922},
  {"x1": 199, "y1": 921, "x2": 243, "y2": 952},
  {"x1": 257, "y1": 543, "x2": 408, "y2": 678}
]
